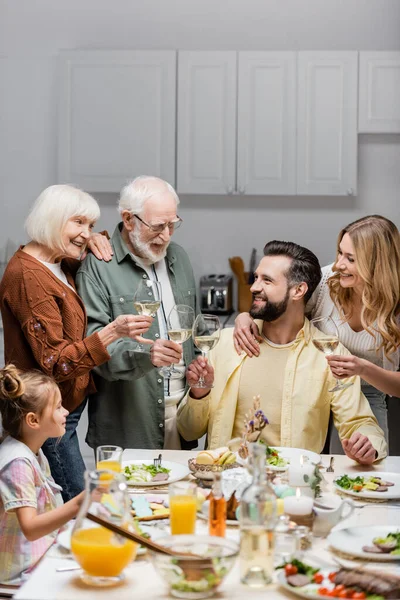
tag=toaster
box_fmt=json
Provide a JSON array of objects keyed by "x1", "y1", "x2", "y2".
[{"x1": 200, "y1": 274, "x2": 233, "y2": 314}]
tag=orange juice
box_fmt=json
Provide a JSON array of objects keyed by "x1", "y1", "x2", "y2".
[
  {"x1": 71, "y1": 527, "x2": 137, "y2": 577},
  {"x1": 169, "y1": 494, "x2": 197, "y2": 534},
  {"x1": 97, "y1": 460, "x2": 121, "y2": 474}
]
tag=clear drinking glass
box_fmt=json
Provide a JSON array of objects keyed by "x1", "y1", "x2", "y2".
[
  {"x1": 133, "y1": 279, "x2": 162, "y2": 352},
  {"x1": 169, "y1": 481, "x2": 197, "y2": 535},
  {"x1": 159, "y1": 304, "x2": 195, "y2": 380},
  {"x1": 96, "y1": 445, "x2": 123, "y2": 473},
  {"x1": 192, "y1": 314, "x2": 221, "y2": 389},
  {"x1": 71, "y1": 470, "x2": 138, "y2": 586},
  {"x1": 310, "y1": 315, "x2": 353, "y2": 392}
]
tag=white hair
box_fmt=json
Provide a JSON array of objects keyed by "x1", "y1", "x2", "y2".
[
  {"x1": 118, "y1": 176, "x2": 179, "y2": 216},
  {"x1": 25, "y1": 185, "x2": 100, "y2": 252}
]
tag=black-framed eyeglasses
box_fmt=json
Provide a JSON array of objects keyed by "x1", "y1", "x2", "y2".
[{"x1": 133, "y1": 214, "x2": 182, "y2": 233}]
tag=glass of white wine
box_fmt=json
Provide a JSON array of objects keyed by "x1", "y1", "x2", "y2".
[
  {"x1": 192, "y1": 314, "x2": 221, "y2": 388},
  {"x1": 159, "y1": 304, "x2": 195, "y2": 380},
  {"x1": 310, "y1": 315, "x2": 353, "y2": 392},
  {"x1": 133, "y1": 279, "x2": 162, "y2": 352}
]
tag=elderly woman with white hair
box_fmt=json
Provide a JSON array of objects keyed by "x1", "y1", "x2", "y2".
[{"x1": 0, "y1": 184, "x2": 152, "y2": 501}]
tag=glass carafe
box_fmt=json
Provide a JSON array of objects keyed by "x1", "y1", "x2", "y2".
[
  {"x1": 71, "y1": 470, "x2": 138, "y2": 587},
  {"x1": 239, "y1": 443, "x2": 277, "y2": 588}
]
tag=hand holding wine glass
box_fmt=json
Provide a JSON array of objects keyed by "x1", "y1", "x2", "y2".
[
  {"x1": 192, "y1": 314, "x2": 221, "y2": 388},
  {"x1": 133, "y1": 279, "x2": 162, "y2": 352},
  {"x1": 310, "y1": 316, "x2": 353, "y2": 392},
  {"x1": 159, "y1": 304, "x2": 195, "y2": 380}
]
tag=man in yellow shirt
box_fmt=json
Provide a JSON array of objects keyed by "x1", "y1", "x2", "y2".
[{"x1": 177, "y1": 241, "x2": 386, "y2": 464}]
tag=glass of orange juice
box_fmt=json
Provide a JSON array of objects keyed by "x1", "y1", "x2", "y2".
[
  {"x1": 96, "y1": 445, "x2": 123, "y2": 473},
  {"x1": 169, "y1": 481, "x2": 197, "y2": 535},
  {"x1": 71, "y1": 470, "x2": 137, "y2": 586}
]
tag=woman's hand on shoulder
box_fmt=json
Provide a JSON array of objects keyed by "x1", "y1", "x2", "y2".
[
  {"x1": 84, "y1": 232, "x2": 113, "y2": 262},
  {"x1": 326, "y1": 353, "x2": 367, "y2": 378},
  {"x1": 233, "y1": 312, "x2": 262, "y2": 357}
]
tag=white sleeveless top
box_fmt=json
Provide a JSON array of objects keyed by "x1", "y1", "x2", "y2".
[{"x1": 306, "y1": 264, "x2": 400, "y2": 373}]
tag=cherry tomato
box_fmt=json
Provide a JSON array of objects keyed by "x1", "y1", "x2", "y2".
[
  {"x1": 338, "y1": 590, "x2": 349, "y2": 598},
  {"x1": 313, "y1": 573, "x2": 324, "y2": 584},
  {"x1": 334, "y1": 585, "x2": 345, "y2": 593},
  {"x1": 328, "y1": 572, "x2": 337, "y2": 583},
  {"x1": 351, "y1": 593, "x2": 366, "y2": 600},
  {"x1": 352, "y1": 484, "x2": 363, "y2": 492},
  {"x1": 284, "y1": 564, "x2": 298, "y2": 576},
  {"x1": 318, "y1": 588, "x2": 329, "y2": 596}
]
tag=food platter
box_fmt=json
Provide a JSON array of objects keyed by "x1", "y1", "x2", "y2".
[
  {"x1": 122, "y1": 460, "x2": 189, "y2": 487},
  {"x1": 327, "y1": 526, "x2": 400, "y2": 561},
  {"x1": 276, "y1": 568, "x2": 333, "y2": 599},
  {"x1": 333, "y1": 472, "x2": 400, "y2": 500}
]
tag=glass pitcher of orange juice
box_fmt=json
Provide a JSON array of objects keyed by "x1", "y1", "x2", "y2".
[
  {"x1": 169, "y1": 481, "x2": 197, "y2": 535},
  {"x1": 71, "y1": 470, "x2": 137, "y2": 586}
]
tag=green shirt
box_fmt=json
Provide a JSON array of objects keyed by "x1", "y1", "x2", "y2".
[{"x1": 75, "y1": 224, "x2": 200, "y2": 449}]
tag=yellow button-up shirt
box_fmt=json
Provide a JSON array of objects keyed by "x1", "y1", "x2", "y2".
[{"x1": 177, "y1": 319, "x2": 387, "y2": 459}]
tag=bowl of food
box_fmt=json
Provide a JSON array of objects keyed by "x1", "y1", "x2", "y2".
[
  {"x1": 149, "y1": 534, "x2": 239, "y2": 599},
  {"x1": 188, "y1": 448, "x2": 241, "y2": 482}
]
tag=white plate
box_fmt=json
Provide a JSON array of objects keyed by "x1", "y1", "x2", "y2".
[
  {"x1": 122, "y1": 460, "x2": 190, "y2": 487},
  {"x1": 57, "y1": 522, "x2": 161, "y2": 556},
  {"x1": 276, "y1": 568, "x2": 332, "y2": 599},
  {"x1": 328, "y1": 525, "x2": 400, "y2": 561},
  {"x1": 333, "y1": 472, "x2": 400, "y2": 500},
  {"x1": 266, "y1": 447, "x2": 321, "y2": 471}
]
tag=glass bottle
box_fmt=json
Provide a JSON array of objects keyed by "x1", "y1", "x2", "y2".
[
  {"x1": 209, "y1": 472, "x2": 227, "y2": 537},
  {"x1": 239, "y1": 443, "x2": 277, "y2": 587},
  {"x1": 71, "y1": 470, "x2": 138, "y2": 587},
  {"x1": 274, "y1": 514, "x2": 296, "y2": 566}
]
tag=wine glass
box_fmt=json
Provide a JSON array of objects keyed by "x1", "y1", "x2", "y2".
[
  {"x1": 133, "y1": 279, "x2": 162, "y2": 352},
  {"x1": 159, "y1": 304, "x2": 195, "y2": 380},
  {"x1": 192, "y1": 314, "x2": 221, "y2": 388},
  {"x1": 310, "y1": 316, "x2": 353, "y2": 392}
]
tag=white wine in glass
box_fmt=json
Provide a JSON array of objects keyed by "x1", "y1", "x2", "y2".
[
  {"x1": 133, "y1": 279, "x2": 162, "y2": 352},
  {"x1": 192, "y1": 314, "x2": 221, "y2": 389},
  {"x1": 159, "y1": 304, "x2": 195, "y2": 380},
  {"x1": 310, "y1": 316, "x2": 353, "y2": 392}
]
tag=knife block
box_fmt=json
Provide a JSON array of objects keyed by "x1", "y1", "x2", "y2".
[{"x1": 238, "y1": 273, "x2": 252, "y2": 312}]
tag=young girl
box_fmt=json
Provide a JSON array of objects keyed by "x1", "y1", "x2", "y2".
[{"x1": 0, "y1": 365, "x2": 84, "y2": 584}]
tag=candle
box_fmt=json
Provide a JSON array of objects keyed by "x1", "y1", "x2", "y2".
[
  {"x1": 283, "y1": 488, "x2": 314, "y2": 516},
  {"x1": 288, "y1": 454, "x2": 315, "y2": 488}
]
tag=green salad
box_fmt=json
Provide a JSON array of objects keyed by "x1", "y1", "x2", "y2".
[
  {"x1": 260, "y1": 440, "x2": 288, "y2": 467},
  {"x1": 124, "y1": 463, "x2": 170, "y2": 483}
]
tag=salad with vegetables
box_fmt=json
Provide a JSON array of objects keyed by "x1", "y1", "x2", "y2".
[
  {"x1": 260, "y1": 440, "x2": 289, "y2": 468},
  {"x1": 363, "y1": 531, "x2": 400, "y2": 555},
  {"x1": 124, "y1": 463, "x2": 171, "y2": 483},
  {"x1": 335, "y1": 475, "x2": 394, "y2": 493}
]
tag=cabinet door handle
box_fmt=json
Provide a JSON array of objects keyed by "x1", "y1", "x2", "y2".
[
  {"x1": 226, "y1": 186, "x2": 234, "y2": 195},
  {"x1": 238, "y1": 186, "x2": 245, "y2": 194},
  {"x1": 346, "y1": 188, "x2": 354, "y2": 196}
]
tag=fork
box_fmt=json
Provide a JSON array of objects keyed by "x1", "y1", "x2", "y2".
[
  {"x1": 153, "y1": 453, "x2": 162, "y2": 468},
  {"x1": 326, "y1": 456, "x2": 335, "y2": 472}
]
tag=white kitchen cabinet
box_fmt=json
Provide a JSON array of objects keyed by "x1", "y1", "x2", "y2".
[
  {"x1": 237, "y1": 52, "x2": 297, "y2": 195},
  {"x1": 359, "y1": 52, "x2": 400, "y2": 133},
  {"x1": 58, "y1": 51, "x2": 176, "y2": 192},
  {"x1": 297, "y1": 52, "x2": 358, "y2": 196},
  {"x1": 177, "y1": 51, "x2": 237, "y2": 194}
]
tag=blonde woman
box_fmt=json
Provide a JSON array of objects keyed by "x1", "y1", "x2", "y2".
[
  {"x1": 0, "y1": 185, "x2": 153, "y2": 500},
  {"x1": 234, "y1": 215, "x2": 400, "y2": 450}
]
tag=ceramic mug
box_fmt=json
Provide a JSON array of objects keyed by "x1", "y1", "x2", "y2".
[{"x1": 313, "y1": 493, "x2": 354, "y2": 537}]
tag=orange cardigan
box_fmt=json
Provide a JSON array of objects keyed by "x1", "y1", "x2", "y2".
[{"x1": 0, "y1": 249, "x2": 110, "y2": 412}]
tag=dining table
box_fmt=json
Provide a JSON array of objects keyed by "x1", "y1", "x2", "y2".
[{"x1": 8, "y1": 450, "x2": 400, "y2": 600}]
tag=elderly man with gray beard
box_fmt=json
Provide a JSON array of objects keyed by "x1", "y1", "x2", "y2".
[{"x1": 76, "y1": 176, "x2": 200, "y2": 450}]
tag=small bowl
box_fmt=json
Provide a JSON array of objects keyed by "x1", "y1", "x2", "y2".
[
  {"x1": 149, "y1": 534, "x2": 238, "y2": 599},
  {"x1": 188, "y1": 458, "x2": 242, "y2": 482}
]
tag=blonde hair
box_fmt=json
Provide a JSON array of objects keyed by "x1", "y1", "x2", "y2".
[
  {"x1": 25, "y1": 185, "x2": 100, "y2": 253},
  {"x1": 0, "y1": 365, "x2": 58, "y2": 440},
  {"x1": 328, "y1": 215, "x2": 400, "y2": 357}
]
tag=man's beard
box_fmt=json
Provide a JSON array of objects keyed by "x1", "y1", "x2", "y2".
[
  {"x1": 128, "y1": 228, "x2": 169, "y2": 265},
  {"x1": 249, "y1": 288, "x2": 290, "y2": 322}
]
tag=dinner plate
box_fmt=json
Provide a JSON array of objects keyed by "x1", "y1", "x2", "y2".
[
  {"x1": 328, "y1": 525, "x2": 400, "y2": 561},
  {"x1": 276, "y1": 568, "x2": 334, "y2": 598},
  {"x1": 333, "y1": 472, "x2": 400, "y2": 500},
  {"x1": 266, "y1": 447, "x2": 321, "y2": 471},
  {"x1": 57, "y1": 522, "x2": 161, "y2": 555},
  {"x1": 122, "y1": 460, "x2": 190, "y2": 487}
]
